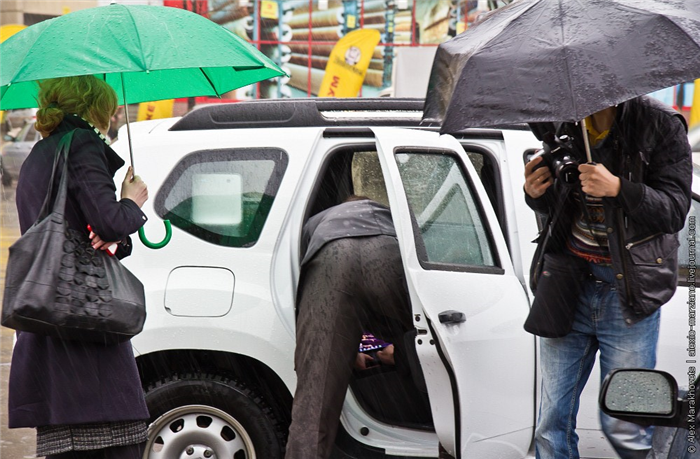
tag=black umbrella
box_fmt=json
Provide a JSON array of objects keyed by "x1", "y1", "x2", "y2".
[{"x1": 423, "y1": 0, "x2": 700, "y2": 135}]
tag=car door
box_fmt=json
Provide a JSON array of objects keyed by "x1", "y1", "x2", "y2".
[{"x1": 372, "y1": 127, "x2": 535, "y2": 459}]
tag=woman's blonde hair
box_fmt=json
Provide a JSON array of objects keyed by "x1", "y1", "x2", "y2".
[{"x1": 35, "y1": 76, "x2": 118, "y2": 136}]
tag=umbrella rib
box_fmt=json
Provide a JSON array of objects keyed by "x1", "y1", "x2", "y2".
[
  {"x1": 655, "y1": 12, "x2": 700, "y2": 62},
  {"x1": 560, "y1": 0, "x2": 578, "y2": 120},
  {"x1": 609, "y1": 1, "x2": 700, "y2": 59},
  {"x1": 122, "y1": 5, "x2": 149, "y2": 72},
  {"x1": 199, "y1": 68, "x2": 222, "y2": 97}
]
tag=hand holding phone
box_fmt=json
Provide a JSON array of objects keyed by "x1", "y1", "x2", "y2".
[
  {"x1": 87, "y1": 225, "x2": 118, "y2": 256},
  {"x1": 105, "y1": 243, "x2": 118, "y2": 256}
]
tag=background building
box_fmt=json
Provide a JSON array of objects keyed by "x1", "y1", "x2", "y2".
[
  {"x1": 206, "y1": 0, "x2": 511, "y2": 99},
  {"x1": 1, "y1": 1, "x2": 95, "y2": 25},
  {"x1": 1, "y1": 0, "x2": 694, "y2": 119},
  {"x1": 1, "y1": 1, "x2": 166, "y2": 25}
]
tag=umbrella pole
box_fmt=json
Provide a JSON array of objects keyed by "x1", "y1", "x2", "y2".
[
  {"x1": 118, "y1": 75, "x2": 173, "y2": 249},
  {"x1": 580, "y1": 118, "x2": 593, "y2": 163},
  {"x1": 119, "y1": 74, "x2": 173, "y2": 249},
  {"x1": 120, "y1": 73, "x2": 135, "y2": 176}
]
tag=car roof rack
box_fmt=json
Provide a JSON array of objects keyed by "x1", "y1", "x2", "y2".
[
  {"x1": 170, "y1": 98, "x2": 435, "y2": 131},
  {"x1": 169, "y1": 97, "x2": 531, "y2": 134}
]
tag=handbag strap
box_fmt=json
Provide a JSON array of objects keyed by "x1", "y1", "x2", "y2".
[{"x1": 37, "y1": 129, "x2": 77, "y2": 222}]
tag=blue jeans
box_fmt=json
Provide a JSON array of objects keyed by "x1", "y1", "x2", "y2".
[{"x1": 535, "y1": 264, "x2": 660, "y2": 459}]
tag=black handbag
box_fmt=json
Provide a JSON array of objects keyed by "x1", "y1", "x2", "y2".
[
  {"x1": 524, "y1": 181, "x2": 601, "y2": 338},
  {"x1": 524, "y1": 184, "x2": 589, "y2": 338},
  {"x1": 1, "y1": 130, "x2": 146, "y2": 344},
  {"x1": 524, "y1": 252, "x2": 589, "y2": 338}
]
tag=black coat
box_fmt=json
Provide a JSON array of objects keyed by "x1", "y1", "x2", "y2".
[
  {"x1": 526, "y1": 96, "x2": 693, "y2": 323},
  {"x1": 8, "y1": 115, "x2": 149, "y2": 428}
]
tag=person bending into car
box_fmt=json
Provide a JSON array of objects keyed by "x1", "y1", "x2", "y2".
[
  {"x1": 524, "y1": 96, "x2": 692, "y2": 459},
  {"x1": 285, "y1": 195, "x2": 414, "y2": 459}
]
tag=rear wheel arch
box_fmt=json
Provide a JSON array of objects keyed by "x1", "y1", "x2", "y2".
[{"x1": 136, "y1": 349, "x2": 293, "y2": 427}]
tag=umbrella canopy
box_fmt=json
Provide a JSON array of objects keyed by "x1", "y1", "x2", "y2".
[
  {"x1": 0, "y1": 3, "x2": 286, "y2": 109},
  {"x1": 423, "y1": 0, "x2": 700, "y2": 133}
]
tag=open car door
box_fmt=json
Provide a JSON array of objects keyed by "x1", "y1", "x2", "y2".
[{"x1": 372, "y1": 127, "x2": 535, "y2": 458}]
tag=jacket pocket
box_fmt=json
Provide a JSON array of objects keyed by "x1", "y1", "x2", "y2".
[
  {"x1": 627, "y1": 232, "x2": 679, "y2": 266},
  {"x1": 626, "y1": 233, "x2": 680, "y2": 314}
]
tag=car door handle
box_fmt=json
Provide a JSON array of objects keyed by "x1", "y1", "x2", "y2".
[{"x1": 438, "y1": 310, "x2": 466, "y2": 324}]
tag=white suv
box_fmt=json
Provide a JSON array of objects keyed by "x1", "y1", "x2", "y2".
[{"x1": 114, "y1": 98, "x2": 698, "y2": 459}]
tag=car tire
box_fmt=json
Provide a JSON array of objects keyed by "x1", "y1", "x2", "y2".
[{"x1": 143, "y1": 373, "x2": 286, "y2": 459}]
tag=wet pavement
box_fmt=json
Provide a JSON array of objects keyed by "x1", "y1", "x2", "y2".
[{"x1": 0, "y1": 181, "x2": 36, "y2": 458}]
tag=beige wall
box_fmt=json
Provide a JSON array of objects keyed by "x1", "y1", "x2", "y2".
[
  {"x1": 0, "y1": 0, "x2": 23, "y2": 24},
  {"x1": 1, "y1": 1, "x2": 98, "y2": 26}
]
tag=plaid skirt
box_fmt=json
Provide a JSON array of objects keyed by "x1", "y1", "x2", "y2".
[{"x1": 36, "y1": 421, "x2": 148, "y2": 457}]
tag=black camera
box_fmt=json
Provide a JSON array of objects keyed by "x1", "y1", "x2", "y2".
[{"x1": 530, "y1": 133, "x2": 580, "y2": 186}]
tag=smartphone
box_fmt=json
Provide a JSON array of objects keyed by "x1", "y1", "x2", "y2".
[
  {"x1": 359, "y1": 332, "x2": 391, "y2": 353},
  {"x1": 87, "y1": 225, "x2": 118, "y2": 256}
]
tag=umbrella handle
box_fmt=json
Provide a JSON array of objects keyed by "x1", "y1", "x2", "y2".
[{"x1": 138, "y1": 220, "x2": 172, "y2": 249}]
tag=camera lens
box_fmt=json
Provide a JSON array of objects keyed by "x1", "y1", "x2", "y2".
[{"x1": 554, "y1": 157, "x2": 580, "y2": 185}]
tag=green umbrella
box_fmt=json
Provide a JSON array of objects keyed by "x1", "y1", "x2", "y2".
[
  {"x1": 0, "y1": 2, "x2": 287, "y2": 249},
  {"x1": 1, "y1": 3, "x2": 286, "y2": 109}
]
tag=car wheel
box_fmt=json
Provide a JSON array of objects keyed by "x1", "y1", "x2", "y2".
[{"x1": 143, "y1": 373, "x2": 286, "y2": 459}]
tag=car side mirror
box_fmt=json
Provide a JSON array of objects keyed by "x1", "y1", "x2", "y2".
[{"x1": 600, "y1": 369, "x2": 685, "y2": 427}]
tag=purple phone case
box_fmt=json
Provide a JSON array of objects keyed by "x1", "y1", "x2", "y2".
[{"x1": 359, "y1": 332, "x2": 391, "y2": 352}]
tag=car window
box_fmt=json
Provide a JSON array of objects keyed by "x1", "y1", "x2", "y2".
[
  {"x1": 465, "y1": 148, "x2": 510, "y2": 243},
  {"x1": 23, "y1": 124, "x2": 39, "y2": 143},
  {"x1": 678, "y1": 196, "x2": 699, "y2": 285},
  {"x1": 395, "y1": 151, "x2": 497, "y2": 270},
  {"x1": 351, "y1": 151, "x2": 389, "y2": 207},
  {"x1": 465, "y1": 151, "x2": 496, "y2": 207},
  {"x1": 154, "y1": 148, "x2": 287, "y2": 247}
]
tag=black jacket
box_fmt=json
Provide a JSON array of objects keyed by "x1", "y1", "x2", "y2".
[
  {"x1": 9, "y1": 115, "x2": 149, "y2": 428},
  {"x1": 16, "y1": 115, "x2": 146, "y2": 245},
  {"x1": 526, "y1": 96, "x2": 692, "y2": 323}
]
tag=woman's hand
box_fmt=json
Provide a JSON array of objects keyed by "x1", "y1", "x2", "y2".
[
  {"x1": 88, "y1": 227, "x2": 118, "y2": 255},
  {"x1": 121, "y1": 166, "x2": 148, "y2": 208}
]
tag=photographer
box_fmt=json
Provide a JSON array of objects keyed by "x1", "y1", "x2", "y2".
[{"x1": 524, "y1": 97, "x2": 692, "y2": 459}]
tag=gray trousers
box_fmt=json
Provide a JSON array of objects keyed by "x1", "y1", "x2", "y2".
[{"x1": 285, "y1": 236, "x2": 413, "y2": 459}]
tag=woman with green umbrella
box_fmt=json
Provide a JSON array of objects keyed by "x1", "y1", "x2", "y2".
[
  {"x1": 9, "y1": 76, "x2": 148, "y2": 459},
  {"x1": 10, "y1": 75, "x2": 149, "y2": 459}
]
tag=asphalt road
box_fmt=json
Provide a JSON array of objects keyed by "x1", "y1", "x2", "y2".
[{"x1": 0, "y1": 181, "x2": 37, "y2": 458}]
